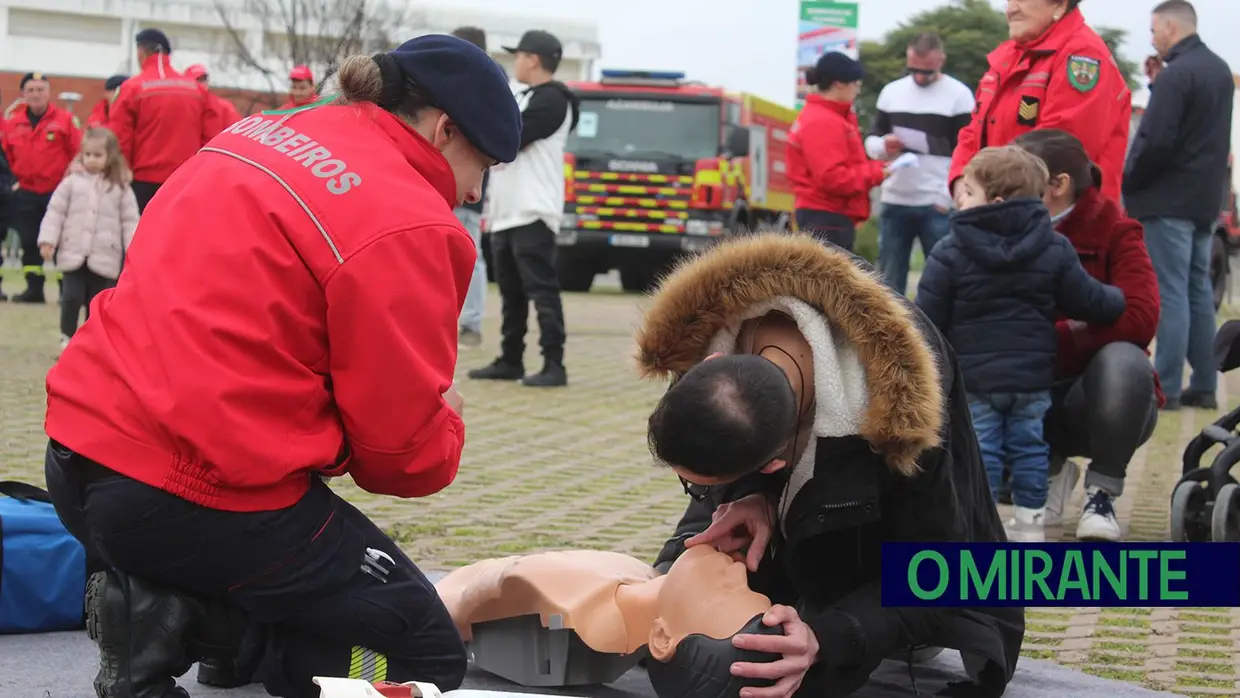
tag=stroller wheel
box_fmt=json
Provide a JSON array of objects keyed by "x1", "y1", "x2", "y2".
[
  {"x1": 1171, "y1": 480, "x2": 1211, "y2": 542},
  {"x1": 1210, "y1": 483, "x2": 1240, "y2": 542}
]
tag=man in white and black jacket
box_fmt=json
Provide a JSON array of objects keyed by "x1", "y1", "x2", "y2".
[
  {"x1": 864, "y1": 33, "x2": 975, "y2": 296},
  {"x1": 469, "y1": 29, "x2": 580, "y2": 388}
]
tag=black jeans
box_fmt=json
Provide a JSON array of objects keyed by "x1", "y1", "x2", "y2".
[
  {"x1": 12, "y1": 189, "x2": 52, "y2": 296},
  {"x1": 131, "y1": 181, "x2": 162, "y2": 213},
  {"x1": 60, "y1": 267, "x2": 116, "y2": 337},
  {"x1": 795, "y1": 208, "x2": 856, "y2": 251},
  {"x1": 491, "y1": 221, "x2": 566, "y2": 365},
  {"x1": 1043, "y1": 342, "x2": 1159, "y2": 497},
  {"x1": 44, "y1": 443, "x2": 466, "y2": 698}
]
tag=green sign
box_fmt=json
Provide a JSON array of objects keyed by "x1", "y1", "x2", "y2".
[{"x1": 800, "y1": 1, "x2": 859, "y2": 29}]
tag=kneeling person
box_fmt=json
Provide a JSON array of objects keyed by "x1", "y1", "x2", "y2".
[{"x1": 43, "y1": 36, "x2": 519, "y2": 698}]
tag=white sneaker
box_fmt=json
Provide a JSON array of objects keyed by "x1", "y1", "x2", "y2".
[
  {"x1": 1077, "y1": 487, "x2": 1122, "y2": 541},
  {"x1": 57, "y1": 335, "x2": 70, "y2": 354},
  {"x1": 1005, "y1": 506, "x2": 1046, "y2": 542},
  {"x1": 1044, "y1": 459, "x2": 1080, "y2": 526}
]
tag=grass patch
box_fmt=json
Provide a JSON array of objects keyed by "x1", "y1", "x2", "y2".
[
  {"x1": 1082, "y1": 666, "x2": 1147, "y2": 683},
  {"x1": 1180, "y1": 636, "x2": 1232, "y2": 648},
  {"x1": 1094, "y1": 641, "x2": 1148, "y2": 653},
  {"x1": 1179, "y1": 624, "x2": 1231, "y2": 636},
  {"x1": 1175, "y1": 660, "x2": 1233, "y2": 674},
  {"x1": 1176, "y1": 675, "x2": 1236, "y2": 689},
  {"x1": 1026, "y1": 621, "x2": 1069, "y2": 634},
  {"x1": 1177, "y1": 647, "x2": 1231, "y2": 659},
  {"x1": 1087, "y1": 650, "x2": 1143, "y2": 666},
  {"x1": 1106, "y1": 608, "x2": 1153, "y2": 616},
  {"x1": 1098, "y1": 615, "x2": 1150, "y2": 628},
  {"x1": 1178, "y1": 612, "x2": 1229, "y2": 623},
  {"x1": 1020, "y1": 649, "x2": 1056, "y2": 660}
]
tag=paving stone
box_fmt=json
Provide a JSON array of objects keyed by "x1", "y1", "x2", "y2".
[{"x1": 3, "y1": 268, "x2": 1239, "y2": 694}]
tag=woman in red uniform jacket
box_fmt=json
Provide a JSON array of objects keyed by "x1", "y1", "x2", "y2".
[
  {"x1": 42, "y1": 35, "x2": 522, "y2": 698},
  {"x1": 1014, "y1": 129, "x2": 1160, "y2": 544},
  {"x1": 787, "y1": 51, "x2": 890, "y2": 251},
  {"x1": 950, "y1": 0, "x2": 1131, "y2": 202}
]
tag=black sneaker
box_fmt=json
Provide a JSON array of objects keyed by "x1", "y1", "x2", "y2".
[
  {"x1": 86, "y1": 570, "x2": 196, "y2": 698},
  {"x1": 0, "y1": 287, "x2": 7, "y2": 302},
  {"x1": 468, "y1": 359, "x2": 524, "y2": 381},
  {"x1": 9, "y1": 288, "x2": 44, "y2": 303},
  {"x1": 522, "y1": 362, "x2": 567, "y2": 388},
  {"x1": 1180, "y1": 390, "x2": 1219, "y2": 410}
]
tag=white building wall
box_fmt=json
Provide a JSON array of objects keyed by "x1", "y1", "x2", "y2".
[{"x1": 0, "y1": 0, "x2": 600, "y2": 90}]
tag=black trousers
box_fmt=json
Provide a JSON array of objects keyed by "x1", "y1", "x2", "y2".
[
  {"x1": 44, "y1": 443, "x2": 466, "y2": 698},
  {"x1": 491, "y1": 221, "x2": 566, "y2": 365},
  {"x1": 1043, "y1": 342, "x2": 1159, "y2": 496},
  {"x1": 795, "y1": 208, "x2": 857, "y2": 252},
  {"x1": 131, "y1": 181, "x2": 162, "y2": 214},
  {"x1": 12, "y1": 189, "x2": 52, "y2": 296},
  {"x1": 60, "y1": 267, "x2": 116, "y2": 338}
]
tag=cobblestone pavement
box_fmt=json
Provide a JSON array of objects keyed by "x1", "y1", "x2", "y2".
[{"x1": 2, "y1": 269, "x2": 1238, "y2": 696}]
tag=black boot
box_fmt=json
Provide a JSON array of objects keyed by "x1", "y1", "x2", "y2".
[
  {"x1": 195, "y1": 615, "x2": 260, "y2": 689},
  {"x1": 468, "y1": 357, "x2": 524, "y2": 381},
  {"x1": 197, "y1": 658, "x2": 255, "y2": 688},
  {"x1": 10, "y1": 287, "x2": 44, "y2": 303},
  {"x1": 86, "y1": 570, "x2": 199, "y2": 698},
  {"x1": 521, "y1": 360, "x2": 567, "y2": 388}
]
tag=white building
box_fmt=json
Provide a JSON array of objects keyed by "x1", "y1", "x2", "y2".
[{"x1": 0, "y1": 0, "x2": 600, "y2": 91}]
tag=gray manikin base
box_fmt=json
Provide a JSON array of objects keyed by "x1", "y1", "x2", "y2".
[{"x1": 467, "y1": 615, "x2": 646, "y2": 688}]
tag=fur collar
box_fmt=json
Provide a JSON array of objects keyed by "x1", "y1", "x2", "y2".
[{"x1": 634, "y1": 234, "x2": 944, "y2": 476}]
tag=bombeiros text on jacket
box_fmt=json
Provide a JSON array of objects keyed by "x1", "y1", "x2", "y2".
[{"x1": 222, "y1": 115, "x2": 362, "y2": 195}]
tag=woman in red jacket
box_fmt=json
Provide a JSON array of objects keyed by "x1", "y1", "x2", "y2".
[
  {"x1": 950, "y1": 0, "x2": 1131, "y2": 202},
  {"x1": 1014, "y1": 129, "x2": 1161, "y2": 543},
  {"x1": 42, "y1": 36, "x2": 520, "y2": 698},
  {"x1": 787, "y1": 52, "x2": 891, "y2": 251}
]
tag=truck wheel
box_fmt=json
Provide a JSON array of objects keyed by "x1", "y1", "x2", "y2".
[
  {"x1": 557, "y1": 256, "x2": 595, "y2": 293},
  {"x1": 1211, "y1": 232, "x2": 1228, "y2": 310},
  {"x1": 620, "y1": 266, "x2": 660, "y2": 293}
]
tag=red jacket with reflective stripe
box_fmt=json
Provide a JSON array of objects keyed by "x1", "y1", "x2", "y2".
[
  {"x1": 86, "y1": 98, "x2": 110, "y2": 129},
  {"x1": 949, "y1": 9, "x2": 1131, "y2": 201},
  {"x1": 787, "y1": 94, "x2": 886, "y2": 223},
  {"x1": 2, "y1": 103, "x2": 81, "y2": 194},
  {"x1": 45, "y1": 103, "x2": 476, "y2": 512},
  {"x1": 279, "y1": 94, "x2": 321, "y2": 111},
  {"x1": 108, "y1": 54, "x2": 218, "y2": 184}
]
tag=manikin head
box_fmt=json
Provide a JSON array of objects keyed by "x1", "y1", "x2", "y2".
[
  {"x1": 906, "y1": 33, "x2": 945, "y2": 87},
  {"x1": 1013, "y1": 129, "x2": 1099, "y2": 218},
  {"x1": 1005, "y1": 0, "x2": 1079, "y2": 44},
  {"x1": 19, "y1": 73, "x2": 50, "y2": 115},
  {"x1": 647, "y1": 354, "x2": 797, "y2": 491},
  {"x1": 331, "y1": 35, "x2": 521, "y2": 206},
  {"x1": 646, "y1": 545, "x2": 781, "y2": 698},
  {"x1": 1151, "y1": 0, "x2": 1197, "y2": 59}
]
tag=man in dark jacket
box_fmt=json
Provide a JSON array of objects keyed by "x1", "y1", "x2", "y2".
[
  {"x1": 916, "y1": 145, "x2": 1125, "y2": 542},
  {"x1": 1123, "y1": 0, "x2": 1235, "y2": 411},
  {"x1": 638, "y1": 234, "x2": 1025, "y2": 698}
]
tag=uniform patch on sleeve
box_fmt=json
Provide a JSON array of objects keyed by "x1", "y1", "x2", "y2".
[
  {"x1": 1017, "y1": 95, "x2": 1040, "y2": 126},
  {"x1": 1067, "y1": 55, "x2": 1101, "y2": 93}
]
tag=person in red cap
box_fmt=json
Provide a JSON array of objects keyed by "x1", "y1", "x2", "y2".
[
  {"x1": 279, "y1": 65, "x2": 319, "y2": 110},
  {"x1": 185, "y1": 64, "x2": 242, "y2": 134},
  {"x1": 86, "y1": 75, "x2": 128, "y2": 129},
  {"x1": 2, "y1": 72, "x2": 82, "y2": 303},
  {"x1": 109, "y1": 28, "x2": 218, "y2": 212},
  {"x1": 43, "y1": 34, "x2": 522, "y2": 698}
]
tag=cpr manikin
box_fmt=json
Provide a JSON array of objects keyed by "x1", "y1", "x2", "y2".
[{"x1": 434, "y1": 545, "x2": 781, "y2": 697}]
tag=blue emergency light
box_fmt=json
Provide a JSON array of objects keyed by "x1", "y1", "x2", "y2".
[{"x1": 600, "y1": 69, "x2": 686, "y2": 81}]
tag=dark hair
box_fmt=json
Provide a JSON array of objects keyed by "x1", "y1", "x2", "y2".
[
  {"x1": 1153, "y1": 0, "x2": 1197, "y2": 27},
  {"x1": 136, "y1": 40, "x2": 164, "y2": 55},
  {"x1": 1012, "y1": 129, "x2": 1095, "y2": 199},
  {"x1": 452, "y1": 27, "x2": 487, "y2": 52},
  {"x1": 536, "y1": 53, "x2": 562, "y2": 75},
  {"x1": 908, "y1": 32, "x2": 944, "y2": 55},
  {"x1": 1067, "y1": 0, "x2": 1082, "y2": 10},
  {"x1": 647, "y1": 354, "x2": 797, "y2": 480}
]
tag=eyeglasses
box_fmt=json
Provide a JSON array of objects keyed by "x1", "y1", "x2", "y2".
[
  {"x1": 678, "y1": 475, "x2": 712, "y2": 502},
  {"x1": 906, "y1": 67, "x2": 938, "y2": 77}
]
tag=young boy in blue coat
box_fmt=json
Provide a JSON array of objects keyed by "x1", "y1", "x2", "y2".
[{"x1": 915, "y1": 145, "x2": 1126, "y2": 542}]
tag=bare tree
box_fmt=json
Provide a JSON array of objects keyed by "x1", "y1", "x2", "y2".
[{"x1": 213, "y1": 0, "x2": 416, "y2": 96}]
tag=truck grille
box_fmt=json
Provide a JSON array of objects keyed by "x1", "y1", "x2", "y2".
[{"x1": 571, "y1": 170, "x2": 695, "y2": 234}]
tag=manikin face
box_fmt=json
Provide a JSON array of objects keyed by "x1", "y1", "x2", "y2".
[
  {"x1": 1005, "y1": 0, "x2": 1065, "y2": 44},
  {"x1": 648, "y1": 545, "x2": 772, "y2": 661},
  {"x1": 22, "y1": 80, "x2": 51, "y2": 114},
  {"x1": 289, "y1": 78, "x2": 315, "y2": 103}
]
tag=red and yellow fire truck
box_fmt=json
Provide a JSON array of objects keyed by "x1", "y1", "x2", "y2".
[{"x1": 557, "y1": 70, "x2": 799, "y2": 292}]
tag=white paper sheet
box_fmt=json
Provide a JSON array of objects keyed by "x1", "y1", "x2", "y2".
[{"x1": 892, "y1": 126, "x2": 930, "y2": 154}]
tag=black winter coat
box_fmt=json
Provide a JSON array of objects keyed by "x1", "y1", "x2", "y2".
[
  {"x1": 1124, "y1": 35, "x2": 1235, "y2": 228},
  {"x1": 915, "y1": 198, "x2": 1126, "y2": 394},
  {"x1": 638, "y1": 234, "x2": 1025, "y2": 698}
]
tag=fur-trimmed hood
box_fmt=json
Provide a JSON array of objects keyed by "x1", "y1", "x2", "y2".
[{"x1": 634, "y1": 234, "x2": 944, "y2": 475}]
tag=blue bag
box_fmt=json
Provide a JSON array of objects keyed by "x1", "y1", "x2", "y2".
[{"x1": 0, "y1": 481, "x2": 87, "y2": 633}]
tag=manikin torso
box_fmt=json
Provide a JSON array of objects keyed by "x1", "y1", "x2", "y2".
[{"x1": 434, "y1": 546, "x2": 771, "y2": 658}]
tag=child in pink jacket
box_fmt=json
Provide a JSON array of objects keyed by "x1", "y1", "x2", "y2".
[{"x1": 38, "y1": 127, "x2": 139, "y2": 350}]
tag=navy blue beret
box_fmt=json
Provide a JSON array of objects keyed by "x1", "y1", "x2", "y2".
[
  {"x1": 135, "y1": 28, "x2": 171, "y2": 54},
  {"x1": 387, "y1": 34, "x2": 521, "y2": 164},
  {"x1": 105, "y1": 74, "x2": 129, "y2": 91},
  {"x1": 811, "y1": 52, "x2": 864, "y2": 88}
]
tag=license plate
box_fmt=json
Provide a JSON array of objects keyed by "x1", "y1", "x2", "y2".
[{"x1": 609, "y1": 234, "x2": 650, "y2": 248}]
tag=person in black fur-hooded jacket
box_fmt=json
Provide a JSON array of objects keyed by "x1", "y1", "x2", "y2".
[{"x1": 637, "y1": 234, "x2": 1025, "y2": 697}]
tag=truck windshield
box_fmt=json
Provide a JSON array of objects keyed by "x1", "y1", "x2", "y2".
[{"x1": 568, "y1": 97, "x2": 720, "y2": 162}]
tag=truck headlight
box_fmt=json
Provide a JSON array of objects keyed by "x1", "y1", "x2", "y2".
[{"x1": 685, "y1": 219, "x2": 709, "y2": 235}]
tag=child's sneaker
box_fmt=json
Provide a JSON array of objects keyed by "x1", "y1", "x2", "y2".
[
  {"x1": 57, "y1": 335, "x2": 70, "y2": 354},
  {"x1": 1043, "y1": 458, "x2": 1080, "y2": 526},
  {"x1": 1077, "y1": 487, "x2": 1122, "y2": 541},
  {"x1": 1005, "y1": 506, "x2": 1046, "y2": 542}
]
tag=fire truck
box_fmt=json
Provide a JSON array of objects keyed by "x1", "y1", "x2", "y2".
[{"x1": 555, "y1": 70, "x2": 799, "y2": 292}]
